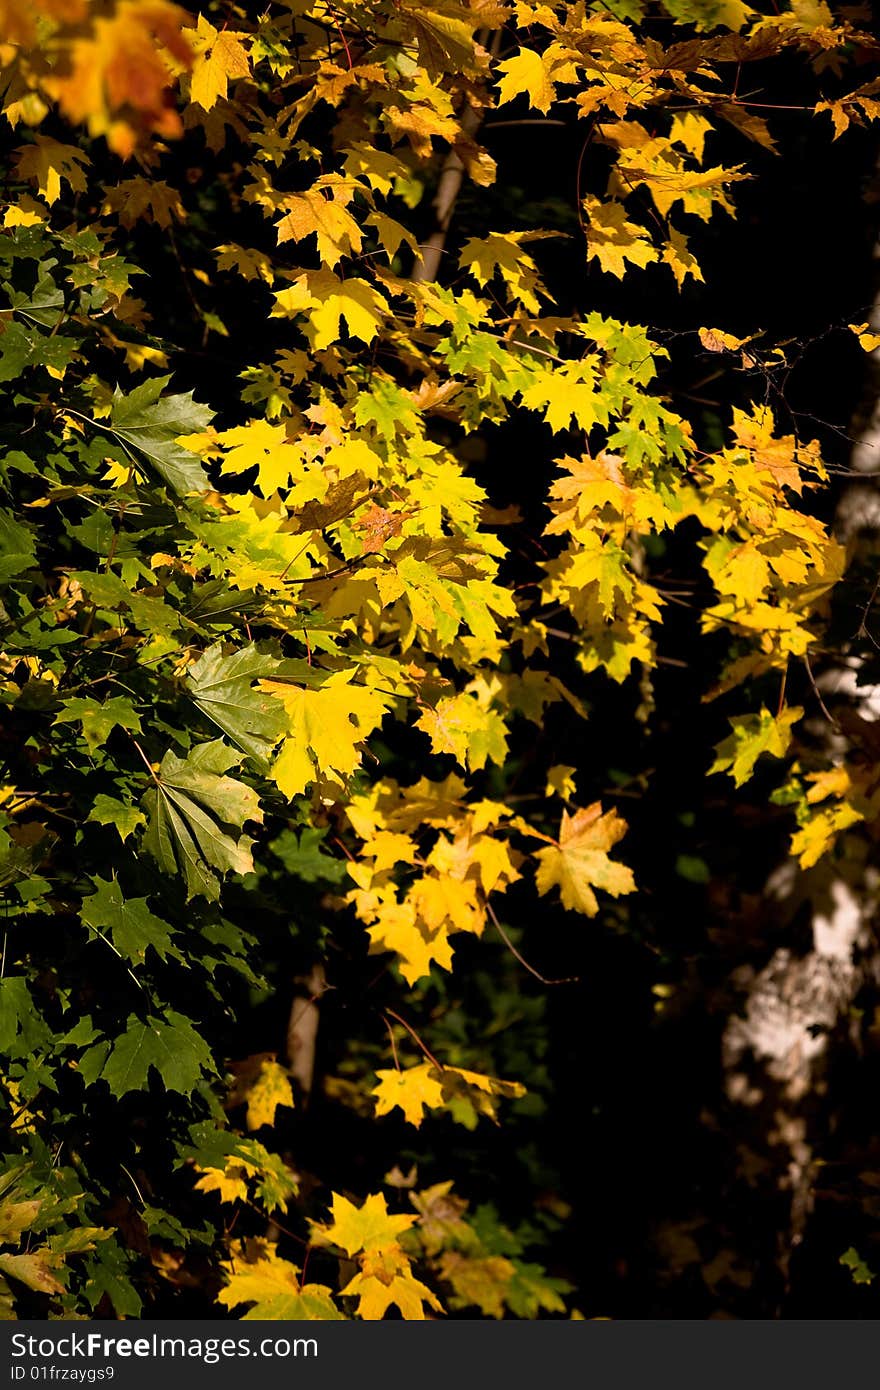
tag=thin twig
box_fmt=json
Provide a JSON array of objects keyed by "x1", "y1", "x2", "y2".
[
  {"x1": 802, "y1": 651, "x2": 840, "y2": 730},
  {"x1": 130, "y1": 736, "x2": 160, "y2": 783},
  {"x1": 776, "y1": 659, "x2": 788, "y2": 716},
  {"x1": 120, "y1": 1164, "x2": 145, "y2": 1206},
  {"x1": 485, "y1": 900, "x2": 579, "y2": 986},
  {"x1": 384, "y1": 1016, "x2": 401, "y2": 1073},
  {"x1": 384, "y1": 1008, "x2": 445, "y2": 1070}
]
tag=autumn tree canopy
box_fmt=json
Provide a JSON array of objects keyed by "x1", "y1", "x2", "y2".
[{"x1": 1, "y1": 0, "x2": 879, "y2": 1320}]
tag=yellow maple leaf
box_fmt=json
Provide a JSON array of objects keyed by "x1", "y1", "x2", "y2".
[
  {"x1": 356, "y1": 828, "x2": 414, "y2": 871},
  {"x1": 662, "y1": 227, "x2": 704, "y2": 289},
  {"x1": 459, "y1": 231, "x2": 550, "y2": 313},
  {"x1": 816, "y1": 98, "x2": 850, "y2": 139},
  {"x1": 848, "y1": 322, "x2": 880, "y2": 353},
  {"x1": 439, "y1": 1066, "x2": 526, "y2": 1124},
  {"x1": 217, "y1": 419, "x2": 303, "y2": 495},
  {"x1": 520, "y1": 361, "x2": 603, "y2": 433},
  {"x1": 699, "y1": 325, "x2": 750, "y2": 353},
  {"x1": 242, "y1": 1058, "x2": 295, "y2": 1131},
  {"x1": 439, "y1": 1250, "x2": 516, "y2": 1318},
  {"x1": 583, "y1": 196, "x2": 659, "y2": 278},
  {"x1": 791, "y1": 801, "x2": 864, "y2": 869},
  {"x1": 416, "y1": 690, "x2": 509, "y2": 771},
  {"x1": 372, "y1": 1063, "x2": 445, "y2": 1126},
  {"x1": 315, "y1": 1191, "x2": 418, "y2": 1257},
  {"x1": 343, "y1": 143, "x2": 409, "y2": 196},
  {"x1": 704, "y1": 537, "x2": 771, "y2": 604},
  {"x1": 366, "y1": 211, "x2": 422, "y2": 264},
  {"x1": 342, "y1": 1254, "x2": 444, "y2": 1320},
  {"x1": 219, "y1": 1240, "x2": 341, "y2": 1320},
  {"x1": 4, "y1": 196, "x2": 49, "y2": 228},
  {"x1": 669, "y1": 111, "x2": 713, "y2": 162},
  {"x1": 214, "y1": 243, "x2": 273, "y2": 283},
  {"x1": 193, "y1": 1163, "x2": 252, "y2": 1204},
  {"x1": 496, "y1": 48, "x2": 557, "y2": 114},
  {"x1": 709, "y1": 705, "x2": 803, "y2": 787},
  {"x1": 323, "y1": 438, "x2": 382, "y2": 480},
  {"x1": 408, "y1": 871, "x2": 482, "y2": 936},
  {"x1": 188, "y1": 14, "x2": 250, "y2": 111},
  {"x1": 272, "y1": 271, "x2": 389, "y2": 350},
  {"x1": 618, "y1": 159, "x2": 748, "y2": 220},
  {"x1": 546, "y1": 764, "x2": 577, "y2": 800},
  {"x1": 276, "y1": 181, "x2": 363, "y2": 267},
  {"x1": 13, "y1": 138, "x2": 88, "y2": 206},
  {"x1": 534, "y1": 803, "x2": 636, "y2": 916},
  {"x1": 805, "y1": 765, "x2": 855, "y2": 804},
  {"x1": 382, "y1": 101, "x2": 460, "y2": 157},
  {"x1": 546, "y1": 452, "x2": 632, "y2": 528},
  {"x1": 366, "y1": 900, "x2": 455, "y2": 984},
  {"x1": 261, "y1": 671, "x2": 391, "y2": 798},
  {"x1": 398, "y1": 0, "x2": 479, "y2": 76},
  {"x1": 729, "y1": 403, "x2": 820, "y2": 492}
]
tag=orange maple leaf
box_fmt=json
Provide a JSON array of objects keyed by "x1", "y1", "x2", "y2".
[{"x1": 48, "y1": 0, "x2": 193, "y2": 158}]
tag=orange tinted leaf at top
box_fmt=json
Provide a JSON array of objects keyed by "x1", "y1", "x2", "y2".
[
  {"x1": 0, "y1": 0, "x2": 85, "y2": 45},
  {"x1": 48, "y1": 0, "x2": 193, "y2": 158},
  {"x1": 534, "y1": 803, "x2": 636, "y2": 916}
]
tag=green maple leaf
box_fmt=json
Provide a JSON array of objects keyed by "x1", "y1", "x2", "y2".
[
  {"x1": 70, "y1": 570, "x2": 181, "y2": 637},
  {"x1": 80, "y1": 877, "x2": 178, "y2": 964},
  {"x1": 0, "y1": 977, "x2": 53, "y2": 1056},
  {"x1": 82, "y1": 1242, "x2": 142, "y2": 1318},
  {"x1": 268, "y1": 826, "x2": 348, "y2": 884},
  {"x1": 54, "y1": 695, "x2": 141, "y2": 753},
  {"x1": 353, "y1": 376, "x2": 419, "y2": 440},
  {"x1": 108, "y1": 375, "x2": 213, "y2": 495},
  {"x1": 0, "y1": 508, "x2": 36, "y2": 582},
  {"x1": 503, "y1": 1260, "x2": 571, "y2": 1317},
  {"x1": 88, "y1": 794, "x2": 146, "y2": 843},
  {"x1": 141, "y1": 740, "x2": 262, "y2": 901},
  {"x1": 187, "y1": 643, "x2": 287, "y2": 771},
  {"x1": 709, "y1": 706, "x2": 803, "y2": 788},
  {"x1": 0, "y1": 830, "x2": 51, "y2": 891},
  {"x1": 840, "y1": 1247, "x2": 875, "y2": 1286},
  {"x1": 99, "y1": 1012, "x2": 214, "y2": 1096},
  {"x1": 8, "y1": 269, "x2": 66, "y2": 328},
  {"x1": 0, "y1": 321, "x2": 79, "y2": 381}
]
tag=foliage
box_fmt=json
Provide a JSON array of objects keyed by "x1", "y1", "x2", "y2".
[{"x1": 0, "y1": 0, "x2": 878, "y2": 1320}]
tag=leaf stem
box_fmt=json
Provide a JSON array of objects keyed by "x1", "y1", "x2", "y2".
[
  {"x1": 384, "y1": 1008, "x2": 445, "y2": 1071},
  {"x1": 485, "y1": 900, "x2": 579, "y2": 986}
]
